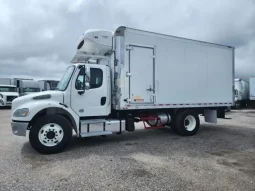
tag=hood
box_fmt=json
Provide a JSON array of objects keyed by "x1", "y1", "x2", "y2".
[
  {"x1": 12, "y1": 91, "x2": 64, "y2": 111},
  {"x1": 0, "y1": 92, "x2": 19, "y2": 96}
]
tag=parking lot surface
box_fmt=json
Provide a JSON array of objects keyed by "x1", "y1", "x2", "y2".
[{"x1": 0, "y1": 109, "x2": 255, "y2": 191}]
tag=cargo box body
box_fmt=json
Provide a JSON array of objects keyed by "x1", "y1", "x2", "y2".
[
  {"x1": 234, "y1": 79, "x2": 249, "y2": 101},
  {"x1": 0, "y1": 78, "x2": 11, "y2": 85},
  {"x1": 249, "y1": 77, "x2": 255, "y2": 100},
  {"x1": 113, "y1": 27, "x2": 234, "y2": 110}
]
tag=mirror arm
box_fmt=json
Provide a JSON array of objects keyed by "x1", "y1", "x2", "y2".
[{"x1": 83, "y1": 65, "x2": 86, "y2": 91}]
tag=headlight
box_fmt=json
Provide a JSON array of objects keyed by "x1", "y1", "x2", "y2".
[
  {"x1": 13, "y1": 108, "x2": 29, "y2": 117},
  {"x1": 0, "y1": 94, "x2": 3, "y2": 98}
]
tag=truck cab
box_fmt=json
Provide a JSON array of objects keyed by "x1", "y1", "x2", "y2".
[
  {"x1": 0, "y1": 85, "x2": 19, "y2": 107},
  {"x1": 11, "y1": 29, "x2": 116, "y2": 154}
]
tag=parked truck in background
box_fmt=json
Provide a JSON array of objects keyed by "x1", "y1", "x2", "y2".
[
  {"x1": 234, "y1": 79, "x2": 249, "y2": 108},
  {"x1": 249, "y1": 77, "x2": 255, "y2": 108},
  {"x1": 19, "y1": 80, "x2": 40, "y2": 96},
  {"x1": 0, "y1": 78, "x2": 12, "y2": 85},
  {"x1": 12, "y1": 79, "x2": 40, "y2": 96},
  {"x1": 38, "y1": 80, "x2": 59, "y2": 91},
  {"x1": 0, "y1": 78, "x2": 19, "y2": 107},
  {"x1": 11, "y1": 26, "x2": 234, "y2": 154}
]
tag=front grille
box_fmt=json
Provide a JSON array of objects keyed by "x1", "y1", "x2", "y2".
[{"x1": 7, "y1": 96, "x2": 17, "y2": 102}]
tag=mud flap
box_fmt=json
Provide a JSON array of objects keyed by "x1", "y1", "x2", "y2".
[
  {"x1": 125, "y1": 115, "x2": 135, "y2": 132},
  {"x1": 217, "y1": 108, "x2": 225, "y2": 118}
]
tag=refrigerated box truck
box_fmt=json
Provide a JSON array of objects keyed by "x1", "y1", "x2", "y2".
[
  {"x1": 234, "y1": 79, "x2": 249, "y2": 108},
  {"x1": 11, "y1": 26, "x2": 234, "y2": 154}
]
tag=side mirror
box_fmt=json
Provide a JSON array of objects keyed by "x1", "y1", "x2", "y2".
[{"x1": 84, "y1": 66, "x2": 90, "y2": 90}]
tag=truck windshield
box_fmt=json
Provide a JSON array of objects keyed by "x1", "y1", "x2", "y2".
[
  {"x1": 23, "y1": 88, "x2": 40, "y2": 93},
  {"x1": 55, "y1": 66, "x2": 75, "y2": 91},
  {"x1": 0, "y1": 86, "x2": 17, "y2": 92}
]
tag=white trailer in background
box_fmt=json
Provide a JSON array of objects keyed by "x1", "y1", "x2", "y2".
[
  {"x1": 19, "y1": 80, "x2": 40, "y2": 96},
  {"x1": 38, "y1": 80, "x2": 59, "y2": 91},
  {"x1": 38, "y1": 81, "x2": 50, "y2": 92},
  {"x1": 234, "y1": 79, "x2": 249, "y2": 108},
  {"x1": 12, "y1": 79, "x2": 40, "y2": 96},
  {"x1": 11, "y1": 26, "x2": 234, "y2": 154},
  {"x1": 0, "y1": 78, "x2": 11, "y2": 85},
  {"x1": 249, "y1": 77, "x2": 255, "y2": 107}
]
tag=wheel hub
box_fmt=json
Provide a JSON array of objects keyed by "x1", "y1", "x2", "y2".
[
  {"x1": 184, "y1": 115, "x2": 196, "y2": 131},
  {"x1": 38, "y1": 123, "x2": 64, "y2": 147},
  {"x1": 46, "y1": 131, "x2": 55, "y2": 139}
]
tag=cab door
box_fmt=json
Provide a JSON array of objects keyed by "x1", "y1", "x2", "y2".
[{"x1": 70, "y1": 64, "x2": 110, "y2": 117}]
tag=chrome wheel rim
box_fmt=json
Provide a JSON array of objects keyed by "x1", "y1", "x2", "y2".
[{"x1": 38, "y1": 123, "x2": 64, "y2": 147}]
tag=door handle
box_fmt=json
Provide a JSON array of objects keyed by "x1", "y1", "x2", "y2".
[{"x1": 101, "y1": 97, "x2": 106, "y2": 106}]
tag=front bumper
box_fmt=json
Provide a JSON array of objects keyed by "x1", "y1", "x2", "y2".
[{"x1": 11, "y1": 121, "x2": 29, "y2": 136}]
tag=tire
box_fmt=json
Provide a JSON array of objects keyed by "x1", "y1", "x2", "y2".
[
  {"x1": 176, "y1": 110, "x2": 200, "y2": 136},
  {"x1": 29, "y1": 114, "x2": 73, "y2": 154}
]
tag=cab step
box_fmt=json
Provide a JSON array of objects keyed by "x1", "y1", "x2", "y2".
[
  {"x1": 80, "y1": 131, "x2": 112, "y2": 137},
  {"x1": 80, "y1": 119, "x2": 106, "y2": 125}
]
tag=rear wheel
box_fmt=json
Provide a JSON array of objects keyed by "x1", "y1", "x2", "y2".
[
  {"x1": 176, "y1": 110, "x2": 200, "y2": 136},
  {"x1": 29, "y1": 114, "x2": 72, "y2": 154}
]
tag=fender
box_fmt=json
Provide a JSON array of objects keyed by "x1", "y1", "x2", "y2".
[{"x1": 12, "y1": 100, "x2": 80, "y2": 134}]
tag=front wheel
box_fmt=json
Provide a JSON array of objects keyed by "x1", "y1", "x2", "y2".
[
  {"x1": 176, "y1": 110, "x2": 200, "y2": 136},
  {"x1": 29, "y1": 114, "x2": 73, "y2": 154}
]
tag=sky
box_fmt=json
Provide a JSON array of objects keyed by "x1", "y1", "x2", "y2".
[{"x1": 0, "y1": 0, "x2": 254, "y2": 81}]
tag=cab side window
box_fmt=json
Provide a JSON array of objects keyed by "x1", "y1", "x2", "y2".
[
  {"x1": 75, "y1": 68, "x2": 103, "y2": 90},
  {"x1": 90, "y1": 68, "x2": 103, "y2": 89}
]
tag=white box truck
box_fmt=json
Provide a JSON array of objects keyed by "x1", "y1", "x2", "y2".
[
  {"x1": 234, "y1": 79, "x2": 249, "y2": 108},
  {"x1": 12, "y1": 79, "x2": 40, "y2": 96},
  {"x1": 0, "y1": 78, "x2": 19, "y2": 107},
  {"x1": 38, "y1": 80, "x2": 59, "y2": 91},
  {"x1": 249, "y1": 77, "x2": 255, "y2": 107},
  {"x1": 11, "y1": 26, "x2": 234, "y2": 154},
  {"x1": 0, "y1": 78, "x2": 11, "y2": 85}
]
